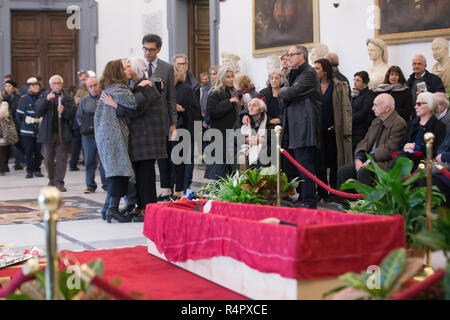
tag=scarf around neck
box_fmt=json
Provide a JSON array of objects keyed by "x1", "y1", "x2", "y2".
[{"x1": 375, "y1": 83, "x2": 408, "y2": 93}]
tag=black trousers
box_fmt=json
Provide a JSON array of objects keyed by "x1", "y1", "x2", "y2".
[
  {"x1": 157, "y1": 140, "x2": 186, "y2": 193},
  {"x1": 69, "y1": 128, "x2": 82, "y2": 169},
  {"x1": 337, "y1": 161, "x2": 374, "y2": 188},
  {"x1": 316, "y1": 130, "x2": 338, "y2": 197},
  {"x1": 292, "y1": 146, "x2": 318, "y2": 205},
  {"x1": 133, "y1": 159, "x2": 157, "y2": 210},
  {"x1": 107, "y1": 176, "x2": 129, "y2": 198},
  {"x1": 0, "y1": 146, "x2": 8, "y2": 173},
  {"x1": 21, "y1": 135, "x2": 43, "y2": 173}
]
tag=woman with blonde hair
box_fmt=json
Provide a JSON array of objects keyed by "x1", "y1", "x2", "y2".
[{"x1": 205, "y1": 66, "x2": 241, "y2": 180}]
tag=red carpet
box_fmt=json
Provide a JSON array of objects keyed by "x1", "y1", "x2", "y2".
[{"x1": 59, "y1": 246, "x2": 249, "y2": 300}]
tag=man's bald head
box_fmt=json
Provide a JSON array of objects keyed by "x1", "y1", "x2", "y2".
[
  {"x1": 372, "y1": 93, "x2": 395, "y2": 120},
  {"x1": 325, "y1": 52, "x2": 339, "y2": 67},
  {"x1": 434, "y1": 92, "x2": 449, "y2": 114}
]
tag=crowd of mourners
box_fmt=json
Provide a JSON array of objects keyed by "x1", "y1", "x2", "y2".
[{"x1": 1, "y1": 33, "x2": 449, "y2": 223}]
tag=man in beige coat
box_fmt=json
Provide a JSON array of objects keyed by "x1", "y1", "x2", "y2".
[{"x1": 337, "y1": 93, "x2": 406, "y2": 187}]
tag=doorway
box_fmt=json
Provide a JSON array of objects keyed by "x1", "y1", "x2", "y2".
[
  {"x1": 11, "y1": 10, "x2": 79, "y2": 90},
  {"x1": 187, "y1": 0, "x2": 210, "y2": 80}
]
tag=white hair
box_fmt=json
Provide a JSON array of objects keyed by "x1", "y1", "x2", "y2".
[
  {"x1": 268, "y1": 68, "x2": 287, "y2": 86},
  {"x1": 128, "y1": 57, "x2": 148, "y2": 80},
  {"x1": 418, "y1": 92, "x2": 438, "y2": 114},
  {"x1": 414, "y1": 54, "x2": 427, "y2": 65},
  {"x1": 49, "y1": 75, "x2": 64, "y2": 85},
  {"x1": 251, "y1": 98, "x2": 267, "y2": 113},
  {"x1": 172, "y1": 53, "x2": 189, "y2": 64},
  {"x1": 434, "y1": 92, "x2": 449, "y2": 112}
]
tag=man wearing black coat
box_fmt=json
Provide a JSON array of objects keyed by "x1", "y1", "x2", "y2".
[
  {"x1": 407, "y1": 55, "x2": 445, "y2": 108},
  {"x1": 279, "y1": 45, "x2": 322, "y2": 209},
  {"x1": 35, "y1": 75, "x2": 76, "y2": 192}
]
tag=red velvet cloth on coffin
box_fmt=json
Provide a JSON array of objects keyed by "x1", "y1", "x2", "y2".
[{"x1": 143, "y1": 201, "x2": 406, "y2": 280}]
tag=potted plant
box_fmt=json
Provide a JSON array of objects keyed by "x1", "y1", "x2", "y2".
[
  {"x1": 197, "y1": 166, "x2": 300, "y2": 205},
  {"x1": 340, "y1": 155, "x2": 445, "y2": 250}
]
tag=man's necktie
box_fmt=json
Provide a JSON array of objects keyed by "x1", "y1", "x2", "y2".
[{"x1": 148, "y1": 63, "x2": 153, "y2": 78}]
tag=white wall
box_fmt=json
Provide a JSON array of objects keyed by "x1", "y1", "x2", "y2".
[
  {"x1": 218, "y1": 0, "x2": 449, "y2": 90},
  {"x1": 95, "y1": 0, "x2": 170, "y2": 77}
]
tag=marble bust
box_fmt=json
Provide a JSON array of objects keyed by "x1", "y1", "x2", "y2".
[
  {"x1": 431, "y1": 37, "x2": 450, "y2": 92},
  {"x1": 266, "y1": 55, "x2": 281, "y2": 73},
  {"x1": 221, "y1": 51, "x2": 241, "y2": 76},
  {"x1": 366, "y1": 38, "x2": 389, "y2": 90},
  {"x1": 310, "y1": 43, "x2": 329, "y2": 64}
]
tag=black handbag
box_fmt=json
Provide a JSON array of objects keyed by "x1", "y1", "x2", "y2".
[{"x1": 79, "y1": 112, "x2": 95, "y2": 136}]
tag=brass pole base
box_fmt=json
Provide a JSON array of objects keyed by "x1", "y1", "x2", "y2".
[{"x1": 413, "y1": 266, "x2": 435, "y2": 282}]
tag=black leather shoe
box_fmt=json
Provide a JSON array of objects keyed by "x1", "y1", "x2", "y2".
[
  {"x1": 157, "y1": 194, "x2": 172, "y2": 202},
  {"x1": 294, "y1": 202, "x2": 317, "y2": 209},
  {"x1": 14, "y1": 165, "x2": 23, "y2": 171},
  {"x1": 69, "y1": 167, "x2": 80, "y2": 172},
  {"x1": 34, "y1": 171, "x2": 44, "y2": 177},
  {"x1": 126, "y1": 208, "x2": 145, "y2": 222},
  {"x1": 120, "y1": 203, "x2": 136, "y2": 215},
  {"x1": 108, "y1": 208, "x2": 131, "y2": 223},
  {"x1": 25, "y1": 172, "x2": 33, "y2": 179}
]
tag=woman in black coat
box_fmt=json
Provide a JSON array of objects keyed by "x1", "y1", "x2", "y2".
[
  {"x1": 205, "y1": 66, "x2": 241, "y2": 180},
  {"x1": 259, "y1": 69, "x2": 286, "y2": 125},
  {"x1": 393, "y1": 92, "x2": 447, "y2": 169},
  {"x1": 351, "y1": 71, "x2": 376, "y2": 153},
  {"x1": 375, "y1": 66, "x2": 413, "y2": 123}
]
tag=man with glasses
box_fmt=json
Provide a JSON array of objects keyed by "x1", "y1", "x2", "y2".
[
  {"x1": 35, "y1": 75, "x2": 76, "y2": 192},
  {"x1": 142, "y1": 34, "x2": 178, "y2": 201},
  {"x1": 278, "y1": 46, "x2": 322, "y2": 209}
]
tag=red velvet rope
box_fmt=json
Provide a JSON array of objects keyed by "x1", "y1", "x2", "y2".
[
  {"x1": 0, "y1": 271, "x2": 34, "y2": 298},
  {"x1": 91, "y1": 275, "x2": 137, "y2": 300},
  {"x1": 439, "y1": 167, "x2": 450, "y2": 180},
  {"x1": 387, "y1": 269, "x2": 445, "y2": 300},
  {"x1": 281, "y1": 149, "x2": 364, "y2": 199}
]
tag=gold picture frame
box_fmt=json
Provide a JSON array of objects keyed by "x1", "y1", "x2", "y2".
[
  {"x1": 375, "y1": 0, "x2": 450, "y2": 44},
  {"x1": 253, "y1": 0, "x2": 320, "y2": 57}
]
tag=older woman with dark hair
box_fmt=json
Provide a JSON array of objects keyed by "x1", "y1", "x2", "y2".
[
  {"x1": 314, "y1": 58, "x2": 353, "y2": 201},
  {"x1": 394, "y1": 92, "x2": 447, "y2": 168},
  {"x1": 351, "y1": 71, "x2": 376, "y2": 153},
  {"x1": 259, "y1": 69, "x2": 286, "y2": 125},
  {"x1": 205, "y1": 66, "x2": 241, "y2": 180},
  {"x1": 95, "y1": 59, "x2": 137, "y2": 223},
  {"x1": 375, "y1": 65, "x2": 413, "y2": 122}
]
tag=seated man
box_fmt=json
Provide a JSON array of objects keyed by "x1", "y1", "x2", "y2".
[
  {"x1": 337, "y1": 93, "x2": 407, "y2": 187},
  {"x1": 434, "y1": 92, "x2": 450, "y2": 129}
]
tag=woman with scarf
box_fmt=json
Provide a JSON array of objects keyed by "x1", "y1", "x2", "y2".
[
  {"x1": 375, "y1": 66, "x2": 413, "y2": 123},
  {"x1": 94, "y1": 59, "x2": 137, "y2": 223},
  {"x1": 205, "y1": 66, "x2": 241, "y2": 180},
  {"x1": 351, "y1": 71, "x2": 376, "y2": 153},
  {"x1": 235, "y1": 74, "x2": 261, "y2": 110}
]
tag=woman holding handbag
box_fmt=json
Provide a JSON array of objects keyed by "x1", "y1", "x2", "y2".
[{"x1": 0, "y1": 94, "x2": 19, "y2": 175}]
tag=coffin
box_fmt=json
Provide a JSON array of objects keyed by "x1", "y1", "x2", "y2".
[{"x1": 143, "y1": 200, "x2": 406, "y2": 300}]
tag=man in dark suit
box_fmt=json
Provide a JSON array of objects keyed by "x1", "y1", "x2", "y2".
[
  {"x1": 407, "y1": 55, "x2": 445, "y2": 108},
  {"x1": 279, "y1": 45, "x2": 322, "y2": 209},
  {"x1": 142, "y1": 34, "x2": 178, "y2": 201}
]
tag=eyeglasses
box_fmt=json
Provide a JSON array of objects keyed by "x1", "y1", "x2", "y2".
[
  {"x1": 143, "y1": 46, "x2": 158, "y2": 52},
  {"x1": 415, "y1": 102, "x2": 427, "y2": 106},
  {"x1": 287, "y1": 53, "x2": 301, "y2": 58},
  {"x1": 177, "y1": 62, "x2": 188, "y2": 66}
]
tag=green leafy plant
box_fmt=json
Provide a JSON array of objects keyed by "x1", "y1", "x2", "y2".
[
  {"x1": 340, "y1": 155, "x2": 445, "y2": 248},
  {"x1": 415, "y1": 206, "x2": 450, "y2": 299},
  {"x1": 323, "y1": 248, "x2": 424, "y2": 300},
  {"x1": 198, "y1": 166, "x2": 300, "y2": 205}
]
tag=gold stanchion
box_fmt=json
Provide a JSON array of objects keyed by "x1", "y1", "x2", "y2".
[
  {"x1": 275, "y1": 126, "x2": 282, "y2": 207},
  {"x1": 414, "y1": 132, "x2": 435, "y2": 281},
  {"x1": 38, "y1": 187, "x2": 62, "y2": 300}
]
